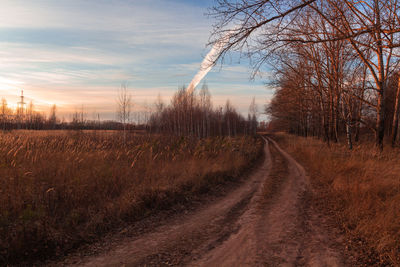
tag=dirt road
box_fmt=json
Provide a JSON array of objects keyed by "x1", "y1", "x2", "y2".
[{"x1": 64, "y1": 137, "x2": 347, "y2": 266}]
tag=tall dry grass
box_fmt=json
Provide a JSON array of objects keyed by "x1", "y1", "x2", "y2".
[
  {"x1": 0, "y1": 130, "x2": 263, "y2": 265},
  {"x1": 277, "y1": 133, "x2": 400, "y2": 265}
]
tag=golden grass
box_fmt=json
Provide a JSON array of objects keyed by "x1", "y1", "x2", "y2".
[
  {"x1": 276, "y1": 133, "x2": 400, "y2": 265},
  {"x1": 0, "y1": 130, "x2": 263, "y2": 265}
]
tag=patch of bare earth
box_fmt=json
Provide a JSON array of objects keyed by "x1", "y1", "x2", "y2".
[{"x1": 58, "y1": 137, "x2": 352, "y2": 266}]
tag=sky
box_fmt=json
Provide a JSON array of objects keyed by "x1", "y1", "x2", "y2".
[{"x1": 0, "y1": 0, "x2": 272, "y2": 121}]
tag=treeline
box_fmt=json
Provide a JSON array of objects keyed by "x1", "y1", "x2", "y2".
[
  {"x1": 269, "y1": 64, "x2": 399, "y2": 150},
  {"x1": 149, "y1": 84, "x2": 258, "y2": 137},
  {"x1": 208, "y1": 0, "x2": 400, "y2": 150},
  {"x1": 0, "y1": 99, "x2": 139, "y2": 131},
  {"x1": 256, "y1": 1, "x2": 400, "y2": 150},
  {"x1": 1, "y1": 85, "x2": 258, "y2": 136}
]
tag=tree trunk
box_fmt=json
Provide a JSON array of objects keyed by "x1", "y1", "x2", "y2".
[
  {"x1": 346, "y1": 121, "x2": 353, "y2": 150},
  {"x1": 391, "y1": 75, "x2": 400, "y2": 147},
  {"x1": 376, "y1": 85, "x2": 385, "y2": 151}
]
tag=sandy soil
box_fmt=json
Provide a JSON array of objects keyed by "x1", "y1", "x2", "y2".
[{"x1": 61, "y1": 137, "x2": 348, "y2": 266}]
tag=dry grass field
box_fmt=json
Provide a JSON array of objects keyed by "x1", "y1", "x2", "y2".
[
  {"x1": 275, "y1": 133, "x2": 400, "y2": 265},
  {"x1": 0, "y1": 130, "x2": 263, "y2": 264}
]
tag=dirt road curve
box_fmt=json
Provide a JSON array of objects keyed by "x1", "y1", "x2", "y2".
[{"x1": 65, "y1": 137, "x2": 347, "y2": 266}]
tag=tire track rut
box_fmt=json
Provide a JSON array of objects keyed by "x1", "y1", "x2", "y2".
[{"x1": 63, "y1": 137, "x2": 347, "y2": 266}]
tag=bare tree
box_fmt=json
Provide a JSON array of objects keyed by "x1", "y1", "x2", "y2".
[
  {"x1": 1, "y1": 98, "x2": 9, "y2": 130},
  {"x1": 48, "y1": 104, "x2": 57, "y2": 129},
  {"x1": 199, "y1": 82, "x2": 212, "y2": 137},
  {"x1": 210, "y1": 0, "x2": 400, "y2": 150},
  {"x1": 391, "y1": 73, "x2": 400, "y2": 146},
  {"x1": 248, "y1": 97, "x2": 258, "y2": 135},
  {"x1": 117, "y1": 83, "x2": 132, "y2": 142},
  {"x1": 27, "y1": 101, "x2": 34, "y2": 129}
]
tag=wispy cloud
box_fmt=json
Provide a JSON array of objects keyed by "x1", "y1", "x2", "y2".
[{"x1": 0, "y1": 0, "x2": 270, "y2": 120}]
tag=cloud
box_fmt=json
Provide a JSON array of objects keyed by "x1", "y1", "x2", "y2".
[{"x1": 0, "y1": 0, "x2": 273, "y2": 120}]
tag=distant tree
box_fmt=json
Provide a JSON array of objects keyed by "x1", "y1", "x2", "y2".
[
  {"x1": 48, "y1": 104, "x2": 57, "y2": 129},
  {"x1": 1, "y1": 98, "x2": 10, "y2": 130},
  {"x1": 27, "y1": 101, "x2": 34, "y2": 129},
  {"x1": 248, "y1": 97, "x2": 258, "y2": 135},
  {"x1": 117, "y1": 83, "x2": 132, "y2": 142},
  {"x1": 72, "y1": 110, "x2": 80, "y2": 129},
  {"x1": 224, "y1": 100, "x2": 235, "y2": 137},
  {"x1": 199, "y1": 82, "x2": 212, "y2": 137}
]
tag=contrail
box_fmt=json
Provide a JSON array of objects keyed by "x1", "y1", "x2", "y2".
[{"x1": 186, "y1": 32, "x2": 232, "y2": 94}]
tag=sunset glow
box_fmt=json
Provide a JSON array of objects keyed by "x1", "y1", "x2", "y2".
[{"x1": 0, "y1": 0, "x2": 270, "y2": 120}]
